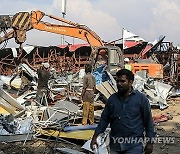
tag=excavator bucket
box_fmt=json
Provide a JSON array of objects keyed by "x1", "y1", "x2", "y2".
[{"x1": 11, "y1": 12, "x2": 31, "y2": 44}]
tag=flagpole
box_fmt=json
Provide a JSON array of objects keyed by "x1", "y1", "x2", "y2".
[{"x1": 122, "y1": 28, "x2": 125, "y2": 61}]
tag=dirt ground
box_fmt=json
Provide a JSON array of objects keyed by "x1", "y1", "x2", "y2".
[
  {"x1": 0, "y1": 97, "x2": 179, "y2": 154},
  {"x1": 152, "y1": 97, "x2": 180, "y2": 154}
]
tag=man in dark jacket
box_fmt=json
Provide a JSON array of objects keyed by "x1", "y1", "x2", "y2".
[{"x1": 90, "y1": 69, "x2": 155, "y2": 154}]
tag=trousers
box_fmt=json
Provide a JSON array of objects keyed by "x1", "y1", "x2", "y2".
[
  {"x1": 82, "y1": 102, "x2": 94, "y2": 125},
  {"x1": 110, "y1": 145, "x2": 143, "y2": 154},
  {"x1": 36, "y1": 88, "x2": 48, "y2": 106}
]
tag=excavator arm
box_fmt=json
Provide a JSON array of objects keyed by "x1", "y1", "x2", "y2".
[
  {"x1": 0, "y1": 10, "x2": 103, "y2": 48},
  {"x1": 0, "y1": 10, "x2": 124, "y2": 74}
]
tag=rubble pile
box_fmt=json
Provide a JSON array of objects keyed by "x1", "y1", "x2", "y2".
[{"x1": 0, "y1": 61, "x2": 179, "y2": 153}]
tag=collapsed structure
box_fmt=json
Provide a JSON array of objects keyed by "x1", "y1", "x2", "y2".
[{"x1": 0, "y1": 10, "x2": 179, "y2": 153}]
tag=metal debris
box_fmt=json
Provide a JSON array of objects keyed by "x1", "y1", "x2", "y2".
[{"x1": 0, "y1": 52, "x2": 178, "y2": 150}]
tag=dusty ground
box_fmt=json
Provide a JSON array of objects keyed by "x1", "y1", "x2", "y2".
[
  {"x1": 0, "y1": 138, "x2": 85, "y2": 154},
  {"x1": 152, "y1": 97, "x2": 180, "y2": 154},
  {"x1": 0, "y1": 97, "x2": 179, "y2": 154}
]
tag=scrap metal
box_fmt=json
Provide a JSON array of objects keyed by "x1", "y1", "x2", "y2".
[{"x1": 0, "y1": 45, "x2": 91, "y2": 76}]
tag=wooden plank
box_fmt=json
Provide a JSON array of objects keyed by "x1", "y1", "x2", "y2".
[
  {"x1": 0, "y1": 89, "x2": 24, "y2": 110},
  {"x1": 102, "y1": 81, "x2": 116, "y2": 95},
  {"x1": 96, "y1": 81, "x2": 116, "y2": 99},
  {"x1": 41, "y1": 129, "x2": 94, "y2": 140},
  {"x1": 96, "y1": 84, "x2": 111, "y2": 99},
  {"x1": 0, "y1": 98, "x2": 16, "y2": 114}
]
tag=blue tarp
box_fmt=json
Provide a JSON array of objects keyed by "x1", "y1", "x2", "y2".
[
  {"x1": 63, "y1": 124, "x2": 98, "y2": 132},
  {"x1": 93, "y1": 65, "x2": 111, "y2": 85}
]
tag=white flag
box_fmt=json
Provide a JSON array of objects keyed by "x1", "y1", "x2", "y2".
[{"x1": 122, "y1": 28, "x2": 145, "y2": 50}]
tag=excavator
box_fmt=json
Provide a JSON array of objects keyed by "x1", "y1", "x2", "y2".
[{"x1": 0, "y1": 10, "x2": 124, "y2": 75}]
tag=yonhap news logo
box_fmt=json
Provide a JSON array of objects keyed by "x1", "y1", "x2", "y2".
[{"x1": 111, "y1": 137, "x2": 175, "y2": 144}]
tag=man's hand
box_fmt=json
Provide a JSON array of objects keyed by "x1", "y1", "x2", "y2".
[
  {"x1": 144, "y1": 143, "x2": 153, "y2": 154},
  {"x1": 90, "y1": 135, "x2": 98, "y2": 150}
]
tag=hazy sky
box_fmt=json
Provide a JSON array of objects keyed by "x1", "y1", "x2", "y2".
[{"x1": 0, "y1": 0, "x2": 179, "y2": 48}]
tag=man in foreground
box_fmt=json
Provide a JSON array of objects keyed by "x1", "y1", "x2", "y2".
[{"x1": 90, "y1": 69, "x2": 155, "y2": 154}]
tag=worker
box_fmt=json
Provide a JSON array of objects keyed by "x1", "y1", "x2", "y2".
[
  {"x1": 124, "y1": 57, "x2": 132, "y2": 71},
  {"x1": 36, "y1": 62, "x2": 51, "y2": 105},
  {"x1": 25, "y1": 60, "x2": 51, "y2": 105},
  {"x1": 81, "y1": 64, "x2": 96, "y2": 125},
  {"x1": 90, "y1": 69, "x2": 155, "y2": 154}
]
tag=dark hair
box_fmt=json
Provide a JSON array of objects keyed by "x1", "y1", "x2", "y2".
[
  {"x1": 116, "y1": 69, "x2": 134, "y2": 81},
  {"x1": 85, "y1": 64, "x2": 92, "y2": 73}
]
